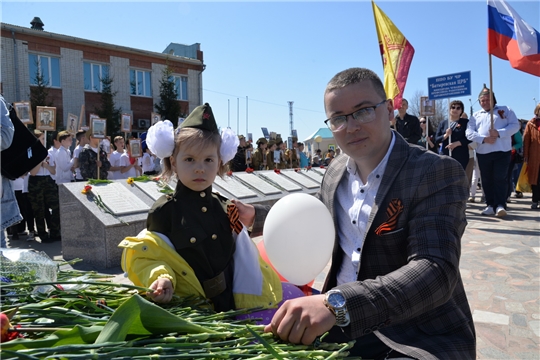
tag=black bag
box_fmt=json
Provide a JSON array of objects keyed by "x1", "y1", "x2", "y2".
[{"x1": 1, "y1": 106, "x2": 48, "y2": 180}]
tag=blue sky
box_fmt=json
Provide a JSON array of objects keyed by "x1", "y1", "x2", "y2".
[{"x1": 2, "y1": 1, "x2": 539, "y2": 142}]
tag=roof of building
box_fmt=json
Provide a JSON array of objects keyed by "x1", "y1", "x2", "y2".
[
  {"x1": 304, "y1": 127, "x2": 333, "y2": 141},
  {"x1": 1, "y1": 22, "x2": 202, "y2": 65}
]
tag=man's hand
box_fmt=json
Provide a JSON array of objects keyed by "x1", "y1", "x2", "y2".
[
  {"x1": 483, "y1": 136, "x2": 497, "y2": 144},
  {"x1": 96, "y1": 160, "x2": 102, "y2": 167},
  {"x1": 264, "y1": 295, "x2": 336, "y2": 345},
  {"x1": 148, "y1": 277, "x2": 174, "y2": 303},
  {"x1": 489, "y1": 128, "x2": 499, "y2": 138},
  {"x1": 231, "y1": 199, "x2": 256, "y2": 227}
]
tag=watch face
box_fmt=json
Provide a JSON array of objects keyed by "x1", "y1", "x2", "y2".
[{"x1": 328, "y1": 292, "x2": 346, "y2": 308}]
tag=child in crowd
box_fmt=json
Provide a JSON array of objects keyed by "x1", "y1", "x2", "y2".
[
  {"x1": 119, "y1": 104, "x2": 293, "y2": 314},
  {"x1": 140, "y1": 141, "x2": 157, "y2": 175}
]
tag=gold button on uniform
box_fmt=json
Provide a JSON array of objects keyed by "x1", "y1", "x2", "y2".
[
  {"x1": 200, "y1": 192, "x2": 206, "y2": 197},
  {"x1": 201, "y1": 207, "x2": 207, "y2": 212},
  {"x1": 190, "y1": 237, "x2": 196, "y2": 243},
  {"x1": 212, "y1": 234, "x2": 217, "y2": 240}
]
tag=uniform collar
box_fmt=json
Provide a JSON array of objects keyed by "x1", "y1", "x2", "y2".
[{"x1": 173, "y1": 180, "x2": 213, "y2": 203}]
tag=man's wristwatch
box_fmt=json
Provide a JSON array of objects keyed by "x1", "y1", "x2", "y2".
[{"x1": 324, "y1": 289, "x2": 350, "y2": 327}]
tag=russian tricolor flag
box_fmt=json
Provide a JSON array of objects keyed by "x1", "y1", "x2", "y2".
[{"x1": 488, "y1": 0, "x2": 540, "y2": 77}]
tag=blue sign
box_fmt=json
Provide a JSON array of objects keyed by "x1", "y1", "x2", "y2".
[{"x1": 428, "y1": 71, "x2": 471, "y2": 100}]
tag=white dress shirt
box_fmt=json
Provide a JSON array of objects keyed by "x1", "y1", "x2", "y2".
[{"x1": 335, "y1": 133, "x2": 396, "y2": 286}]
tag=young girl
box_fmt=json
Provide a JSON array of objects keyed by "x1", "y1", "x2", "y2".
[{"x1": 119, "y1": 104, "x2": 290, "y2": 314}]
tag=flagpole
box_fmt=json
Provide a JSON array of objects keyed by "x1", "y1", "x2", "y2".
[
  {"x1": 489, "y1": 54, "x2": 494, "y2": 130},
  {"x1": 448, "y1": 98, "x2": 452, "y2": 157}
]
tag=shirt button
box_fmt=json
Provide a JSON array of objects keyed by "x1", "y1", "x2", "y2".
[
  {"x1": 357, "y1": 247, "x2": 361, "y2": 251},
  {"x1": 200, "y1": 192, "x2": 206, "y2": 197},
  {"x1": 352, "y1": 220, "x2": 356, "y2": 225},
  {"x1": 376, "y1": 174, "x2": 380, "y2": 178},
  {"x1": 212, "y1": 234, "x2": 217, "y2": 240},
  {"x1": 201, "y1": 207, "x2": 207, "y2": 212},
  {"x1": 190, "y1": 237, "x2": 196, "y2": 243},
  {"x1": 360, "y1": 189, "x2": 364, "y2": 193}
]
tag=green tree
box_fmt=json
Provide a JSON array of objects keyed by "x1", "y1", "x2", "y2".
[
  {"x1": 95, "y1": 74, "x2": 122, "y2": 138},
  {"x1": 154, "y1": 66, "x2": 185, "y2": 128},
  {"x1": 29, "y1": 68, "x2": 55, "y2": 132}
]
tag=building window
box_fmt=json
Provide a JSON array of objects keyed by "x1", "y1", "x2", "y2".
[
  {"x1": 130, "y1": 69, "x2": 151, "y2": 96},
  {"x1": 28, "y1": 54, "x2": 60, "y2": 87},
  {"x1": 84, "y1": 62, "x2": 109, "y2": 91},
  {"x1": 171, "y1": 75, "x2": 188, "y2": 101}
]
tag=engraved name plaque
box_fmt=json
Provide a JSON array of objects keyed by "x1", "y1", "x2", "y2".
[
  {"x1": 234, "y1": 173, "x2": 282, "y2": 195},
  {"x1": 259, "y1": 172, "x2": 302, "y2": 192},
  {"x1": 91, "y1": 182, "x2": 151, "y2": 215},
  {"x1": 214, "y1": 176, "x2": 258, "y2": 199},
  {"x1": 281, "y1": 170, "x2": 321, "y2": 189}
]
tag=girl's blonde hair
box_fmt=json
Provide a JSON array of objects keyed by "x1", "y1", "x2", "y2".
[{"x1": 161, "y1": 127, "x2": 227, "y2": 181}]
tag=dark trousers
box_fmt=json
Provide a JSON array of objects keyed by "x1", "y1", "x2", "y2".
[
  {"x1": 532, "y1": 171, "x2": 540, "y2": 203},
  {"x1": 28, "y1": 176, "x2": 61, "y2": 240},
  {"x1": 477, "y1": 151, "x2": 511, "y2": 209},
  {"x1": 23, "y1": 192, "x2": 35, "y2": 233},
  {"x1": 8, "y1": 190, "x2": 26, "y2": 234},
  {"x1": 324, "y1": 327, "x2": 411, "y2": 359},
  {"x1": 507, "y1": 158, "x2": 517, "y2": 198}
]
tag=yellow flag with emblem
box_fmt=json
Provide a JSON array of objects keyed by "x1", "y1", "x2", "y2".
[{"x1": 372, "y1": 0, "x2": 415, "y2": 109}]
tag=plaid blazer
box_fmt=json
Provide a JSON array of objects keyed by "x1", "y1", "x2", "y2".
[{"x1": 253, "y1": 133, "x2": 476, "y2": 359}]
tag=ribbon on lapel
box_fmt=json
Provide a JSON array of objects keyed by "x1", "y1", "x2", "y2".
[
  {"x1": 227, "y1": 204, "x2": 243, "y2": 235},
  {"x1": 374, "y1": 198, "x2": 404, "y2": 236}
]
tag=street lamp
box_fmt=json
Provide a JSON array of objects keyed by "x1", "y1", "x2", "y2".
[{"x1": 469, "y1": 98, "x2": 479, "y2": 117}]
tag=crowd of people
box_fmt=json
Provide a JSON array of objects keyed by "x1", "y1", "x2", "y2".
[
  {"x1": 2, "y1": 66, "x2": 540, "y2": 359},
  {"x1": 390, "y1": 89, "x2": 537, "y2": 215},
  {"x1": 2, "y1": 121, "x2": 160, "y2": 244},
  {"x1": 229, "y1": 136, "x2": 339, "y2": 172}
]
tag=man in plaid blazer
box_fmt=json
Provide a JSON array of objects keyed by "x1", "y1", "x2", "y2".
[{"x1": 237, "y1": 68, "x2": 475, "y2": 359}]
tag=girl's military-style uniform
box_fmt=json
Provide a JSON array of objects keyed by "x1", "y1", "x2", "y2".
[{"x1": 120, "y1": 181, "x2": 281, "y2": 312}]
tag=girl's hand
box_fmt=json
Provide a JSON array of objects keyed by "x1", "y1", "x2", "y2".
[
  {"x1": 148, "y1": 277, "x2": 174, "y2": 303},
  {"x1": 231, "y1": 199, "x2": 256, "y2": 227}
]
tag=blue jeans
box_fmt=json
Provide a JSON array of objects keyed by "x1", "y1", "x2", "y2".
[{"x1": 477, "y1": 151, "x2": 511, "y2": 209}]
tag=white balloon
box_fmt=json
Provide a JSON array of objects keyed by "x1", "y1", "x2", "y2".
[{"x1": 263, "y1": 193, "x2": 335, "y2": 285}]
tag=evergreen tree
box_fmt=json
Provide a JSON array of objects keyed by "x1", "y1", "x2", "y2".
[
  {"x1": 29, "y1": 69, "x2": 55, "y2": 132},
  {"x1": 155, "y1": 66, "x2": 184, "y2": 128},
  {"x1": 95, "y1": 74, "x2": 122, "y2": 138}
]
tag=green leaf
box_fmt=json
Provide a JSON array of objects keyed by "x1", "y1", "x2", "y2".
[
  {"x1": 95, "y1": 294, "x2": 213, "y2": 343},
  {"x1": 0, "y1": 325, "x2": 103, "y2": 350},
  {"x1": 246, "y1": 325, "x2": 285, "y2": 360}
]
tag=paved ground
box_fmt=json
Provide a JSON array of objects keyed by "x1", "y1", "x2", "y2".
[{"x1": 4, "y1": 193, "x2": 539, "y2": 359}]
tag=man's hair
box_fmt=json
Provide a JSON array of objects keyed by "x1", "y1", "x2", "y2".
[
  {"x1": 57, "y1": 131, "x2": 71, "y2": 142},
  {"x1": 50, "y1": 131, "x2": 59, "y2": 143},
  {"x1": 325, "y1": 68, "x2": 387, "y2": 101},
  {"x1": 401, "y1": 99, "x2": 408, "y2": 105},
  {"x1": 75, "y1": 130, "x2": 86, "y2": 141}
]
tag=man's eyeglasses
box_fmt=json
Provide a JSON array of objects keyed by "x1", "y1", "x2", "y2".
[
  {"x1": 324, "y1": 99, "x2": 387, "y2": 132},
  {"x1": 451, "y1": 106, "x2": 462, "y2": 110},
  {"x1": 420, "y1": 121, "x2": 426, "y2": 124}
]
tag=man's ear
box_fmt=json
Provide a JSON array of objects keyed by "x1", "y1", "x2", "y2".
[{"x1": 386, "y1": 99, "x2": 394, "y2": 120}]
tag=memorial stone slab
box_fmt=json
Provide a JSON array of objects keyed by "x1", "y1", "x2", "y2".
[
  {"x1": 281, "y1": 170, "x2": 321, "y2": 189},
  {"x1": 59, "y1": 181, "x2": 155, "y2": 269},
  {"x1": 258, "y1": 172, "x2": 302, "y2": 192},
  {"x1": 234, "y1": 173, "x2": 282, "y2": 195},
  {"x1": 214, "y1": 176, "x2": 258, "y2": 199},
  {"x1": 91, "y1": 182, "x2": 151, "y2": 215},
  {"x1": 312, "y1": 168, "x2": 327, "y2": 176},
  {"x1": 133, "y1": 180, "x2": 172, "y2": 202},
  {"x1": 301, "y1": 169, "x2": 324, "y2": 183}
]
